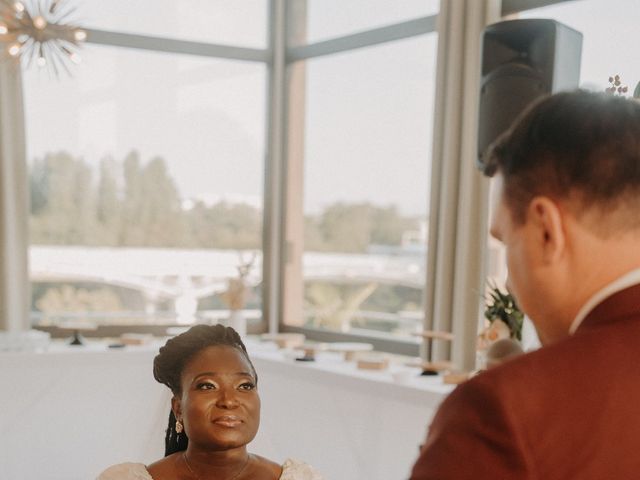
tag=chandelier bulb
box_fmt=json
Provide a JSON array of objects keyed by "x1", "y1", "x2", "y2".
[
  {"x1": 8, "y1": 43, "x2": 21, "y2": 56},
  {"x1": 33, "y1": 16, "x2": 47, "y2": 30}
]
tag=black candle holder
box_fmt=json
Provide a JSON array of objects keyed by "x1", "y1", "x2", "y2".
[
  {"x1": 414, "y1": 330, "x2": 455, "y2": 375},
  {"x1": 68, "y1": 329, "x2": 85, "y2": 346},
  {"x1": 58, "y1": 320, "x2": 97, "y2": 347}
]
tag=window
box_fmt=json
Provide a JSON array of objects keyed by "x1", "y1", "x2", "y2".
[
  {"x1": 24, "y1": 44, "x2": 267, "y2": 330},
  {"x1": 283, "y1": 25, "x2": 438, "y2": 344},
  {"x1": 17, "y1": 2, "x2": 441, "y2": 353}
]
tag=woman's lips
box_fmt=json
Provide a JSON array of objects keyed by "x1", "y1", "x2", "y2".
[{"x1": 213, "y1": 415, "x2": 243, "y2": 427}]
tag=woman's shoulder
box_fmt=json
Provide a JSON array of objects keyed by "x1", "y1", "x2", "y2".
[
  {"x1": 250, "y1": 454, "x2": 324, "y2": 480},
  {"x1": 96, "y1": 462, "x2": 153, "y2": 480},
  {"x1": 280, "y1": 458, "x2": 325, "y2": 480}
]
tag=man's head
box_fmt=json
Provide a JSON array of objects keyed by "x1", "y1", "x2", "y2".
[{"x1": 487, "y1": 90, "x2": 640, "y2": 344}]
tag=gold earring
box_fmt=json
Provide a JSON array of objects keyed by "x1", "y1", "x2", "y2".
[{"x1": 175, "y1": 419, "x2": 183, "y2": 433}]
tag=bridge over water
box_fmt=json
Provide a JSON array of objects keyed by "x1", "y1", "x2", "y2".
[{"x1": 30, "y1": 246, "x2": 426, "y2": 325}]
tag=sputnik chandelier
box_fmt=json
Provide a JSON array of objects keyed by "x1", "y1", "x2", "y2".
[{"x1": 0, "y1": 0, "x2": 86, "y2": 74}]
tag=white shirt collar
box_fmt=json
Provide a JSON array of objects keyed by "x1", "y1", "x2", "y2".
[{"x1": 569, "y1": 268, "x2": 640, "y2": 334}]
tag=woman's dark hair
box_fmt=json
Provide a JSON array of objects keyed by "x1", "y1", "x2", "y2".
[{"x1": 153, "y1": 324, "x2": 257, "y2": 456}]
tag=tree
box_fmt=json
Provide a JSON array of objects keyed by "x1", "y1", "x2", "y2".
[
  {"x1": 29, "y1": 151, "x2": 96, "y2": 245},
  {"x1": 29, "y1": 157, "x2": 49, "y2": 216},
  {"x1": 304, "y1": 215, "x2": 325, "y2": 251},
  {"x1": 28, "y1": 150, "x2": 420, "y2": 253},
  {"x1": 96, "y1": 156, "x2": 121, "y2": 244},
  {"x1": 117, "y1": 152, "x2": 187, "y2": 246},
  {"x1": 370, "y1": 205, "x2": 415, "y2": 246},
  {"x1": 319, "y1": 203, "x2": 372, "y2": 253},
  {"x1": 308, "y1": 202, "x2": 420, "y2": 253},
  {"x1": 186, "y1": 201, "x2": 261, "y2": 249},
  {"x1": 119, "y1": 151, "x2": 144, "y2": 245},
  {"x1": 135, "y1": 155, "x2": 186, "y2": 246}
]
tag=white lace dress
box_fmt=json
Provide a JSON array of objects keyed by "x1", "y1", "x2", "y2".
[{"x1": 97, "y1": 458, "x2": 324, "y2": 480}]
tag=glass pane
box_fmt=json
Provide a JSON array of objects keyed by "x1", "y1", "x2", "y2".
[
  {"x1": 23, "y1": 45, "x2": 266, "y2": 330},
  {"x1": 295, "y1": 0, "x2": 439, "y2": 45},
  {"x1": 76, "y1": 0, "x2": 267, "y2": 48},
  {"x1": 297, "y1": 34, "x2": 438, "y2": 340},
  {"x1": 518, "y1": 0, "x2": 640, "y2": 91}
]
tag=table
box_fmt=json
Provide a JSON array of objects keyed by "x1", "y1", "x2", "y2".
[{"x1": 0, "y1": 339, "x2": 452, "y2": 480}]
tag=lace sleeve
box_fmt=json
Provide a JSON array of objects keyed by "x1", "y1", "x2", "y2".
[
  {"x1": 280, "y1": 458, "x2": 325, "y2": 480},
  {"x1": 96, "y1": 463, "x2": 153, "y2": 480}
]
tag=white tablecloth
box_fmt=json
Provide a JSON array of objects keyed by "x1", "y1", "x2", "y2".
[{"x1": 0, "y1": 341, "x2": 450, "y2": 480}]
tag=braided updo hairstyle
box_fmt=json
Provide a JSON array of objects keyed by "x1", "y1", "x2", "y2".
[{"x1": 153, "y1": 324, "x2": 257, "y2": 456}]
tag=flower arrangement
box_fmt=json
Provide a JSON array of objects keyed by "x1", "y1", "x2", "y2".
[{"x1": 478, "y1": 282, "x2": 524, "y2": 350}]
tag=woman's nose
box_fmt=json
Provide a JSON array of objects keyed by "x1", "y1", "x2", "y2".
[{"x1": 215, "y1": 388, "x2": 239, "y2": 409}]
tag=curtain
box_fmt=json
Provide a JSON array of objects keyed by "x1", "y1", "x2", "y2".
[
  {"x1": 0, "y1": 57, "x2": 29, "y2": 331},
  {"x1": 423, "y1": 0, "x2": 501, "y2": 370}
]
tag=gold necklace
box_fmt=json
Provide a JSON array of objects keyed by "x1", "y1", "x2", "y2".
[{"x1": 182, "y1": 452, "x2": 251, "y2": 480}]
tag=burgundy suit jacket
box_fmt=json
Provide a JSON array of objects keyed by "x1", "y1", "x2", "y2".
[{"x1": 410, "y1": 283, "x2": 640, "y2": 479}]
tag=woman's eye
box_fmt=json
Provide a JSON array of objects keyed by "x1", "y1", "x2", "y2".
[
  {"x1": 196, "y1": 382, "x2": 216, "y2": 390},
  {"x1": 238, "y1": 382, "x2": 256, "y2": 391}
]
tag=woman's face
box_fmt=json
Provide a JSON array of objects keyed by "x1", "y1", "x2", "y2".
[{"x1": 173, "y1": 345, "x2": 260, "y2": 451}]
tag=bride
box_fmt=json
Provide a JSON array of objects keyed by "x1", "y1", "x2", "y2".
[{"x1": 98, "y1": 325, "x2": 323, "y2": 480}]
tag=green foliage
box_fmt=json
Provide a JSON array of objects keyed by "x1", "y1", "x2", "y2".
[
  {"x1": 95, "y1": 156, "x2": 121, "y2": 244},
  {"x1": 187, "y1": 201, "x2": 261, "y2": 249},
  {"x1": 29, "y1": 150, "x2": 419, "y2": 253},
  {"x1": 304, "y1": 202, "x2": 419, "y2": 253},
  {"x1": 484, "y1": 281, "x2": 524, "y2": 341},
  {"x1": 29, "y1": 150, "x2": 261, "y2": 249},
  {"x1": 29, "y1": 152, "x2": 98, "y2": 245}
]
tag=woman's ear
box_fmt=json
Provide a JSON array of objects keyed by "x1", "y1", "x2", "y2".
[
  {"x1": 527, "y1": 196, "x2": 566, "y2": 264},
  {"x1": 171, "y1": 395, "x2": 182, "y2": 420}
]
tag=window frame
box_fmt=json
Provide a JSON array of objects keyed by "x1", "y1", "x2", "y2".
[
  {"x1": 24, "y1": 19, "x2": 271, "y2": 335},
  {"x1": 272, "y1": 0, "x2": 580, "y2": 356},
  {"x1": 271, "y1": 4, "x2": 439, "y2": 357},
  {"x1": 16, "y1": 0, "x2": 581, "y2": 359}
]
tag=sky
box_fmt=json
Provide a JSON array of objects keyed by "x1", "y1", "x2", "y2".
[{"x1": 22, "y1": 0, "x2": 640, "y2": 217}]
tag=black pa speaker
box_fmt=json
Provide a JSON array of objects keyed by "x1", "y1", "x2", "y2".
[{"x1": 477, "y1": 19, "x2": 582, "y2": 169}]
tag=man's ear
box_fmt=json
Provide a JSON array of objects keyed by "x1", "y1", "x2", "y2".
[
  {"x1": 171, "y1": 395, "x2": 182, "y2": 421},
  {"x1": 527, "y1": 196, "x2": 566, "y2": 264}
]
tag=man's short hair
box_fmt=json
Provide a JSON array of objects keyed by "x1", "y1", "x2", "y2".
[{"x1": 484, "y1": 90, "x2": 640, "y2": 229}]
